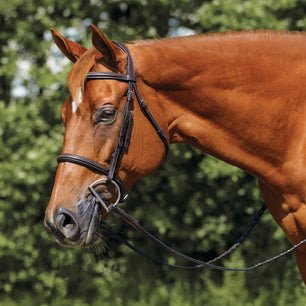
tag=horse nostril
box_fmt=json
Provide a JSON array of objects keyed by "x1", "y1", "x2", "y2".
[{"x1": 55, "y1": 209, "x2": 80, "y2": 241}]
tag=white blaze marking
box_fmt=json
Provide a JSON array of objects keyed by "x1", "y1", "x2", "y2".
[
  {"x1": 72, "y1": 87, "x2": 83, "y2": 113},
  {"x1": 72, "y1": 100, "x2": 78, "y2": 113}
]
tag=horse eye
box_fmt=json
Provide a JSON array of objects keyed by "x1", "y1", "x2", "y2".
[{"x1": 96, "y1": 107, "x2": 117, "y2": 124}]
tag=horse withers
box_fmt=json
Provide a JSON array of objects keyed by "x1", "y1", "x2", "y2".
[{"x1": 44, "y1": 25, "x2": 306, "y2": 284}]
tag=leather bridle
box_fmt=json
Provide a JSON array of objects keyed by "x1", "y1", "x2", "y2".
[
  {"x1": 56, "y1": 42, "x2": 306, "y2": 270},
  {"x1": 57, "y1": 42, "x2": 169, "y2": 205}
]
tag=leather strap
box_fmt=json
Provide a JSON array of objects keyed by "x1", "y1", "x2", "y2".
[
  {"x1": 109, "y1": 205, "x2": 306, "y2": 271},
  {"x1": 87, "y1": 71, "x2": 135, "y2": 82},
  {"x1": 57, "y1": 153, "x2": 128, "y2": 202}
]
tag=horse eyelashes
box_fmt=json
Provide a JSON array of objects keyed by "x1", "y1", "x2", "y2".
[{"x1": 95, "y1": 107, "x2": 117, "y2": 124}]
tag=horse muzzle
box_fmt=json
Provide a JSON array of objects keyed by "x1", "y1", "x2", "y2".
[
  {"x1": 45, "y1": 178, "x2": 121, "y2": 247},
  {"x1": 44, "y1": 197, "x2": 100, "y2": 247}
]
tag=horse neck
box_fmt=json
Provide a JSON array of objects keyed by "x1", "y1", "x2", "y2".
[{"x1": 130, "y1": 33, "x2": 306, "y2": 186}]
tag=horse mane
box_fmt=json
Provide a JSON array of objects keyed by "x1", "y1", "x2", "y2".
[
  {"x1": 68, "y1": 30, "x2": 306, "y2": 101},
  {"x1": 132, "y1": 29, "x2": 306, "y2": 46}
]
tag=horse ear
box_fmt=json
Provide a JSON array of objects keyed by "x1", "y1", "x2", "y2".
[
  {"x1": 51, "y1": 28, "x2": 87, "y2": 63},
  {"x1": 90, "y1": 24, "x2": 121, "y2": 68}
]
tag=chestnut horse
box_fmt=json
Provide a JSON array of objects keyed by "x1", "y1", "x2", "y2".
[{"x1": 45, "y1": 25, "x2": 306, "y2": 284}]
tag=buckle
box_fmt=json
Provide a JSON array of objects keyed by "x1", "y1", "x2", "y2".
[{"x1": 88, "y1": 178, "x2": 121, "y2": 213}]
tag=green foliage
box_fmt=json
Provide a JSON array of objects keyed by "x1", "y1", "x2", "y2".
[
  {"x1": 0, "y1": 257, "x2": 305, "y2": 306},
  {"x1": 0, "y1": 0, "x2": 305, "y2": 304},
  {"x1": 197, "y1": 0, "x2": 295, "y2": 31}
]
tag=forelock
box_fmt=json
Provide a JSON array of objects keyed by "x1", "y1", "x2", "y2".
[{"x1": 68, "y1": 47, "x2": 97, "y2": 103}]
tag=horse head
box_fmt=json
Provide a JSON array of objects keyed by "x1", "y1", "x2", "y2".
[{"x1": 44, "y1": 25, "x2": 168, "y2": 247}]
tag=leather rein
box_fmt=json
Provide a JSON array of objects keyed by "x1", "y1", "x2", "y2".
[{"x1": 57, "y1": 42, "x2": 306, "y2": 271}]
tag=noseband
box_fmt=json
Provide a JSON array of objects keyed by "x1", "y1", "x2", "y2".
[{"x1": 57, "y1": 42, "x2": 169, "y2": 204}]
